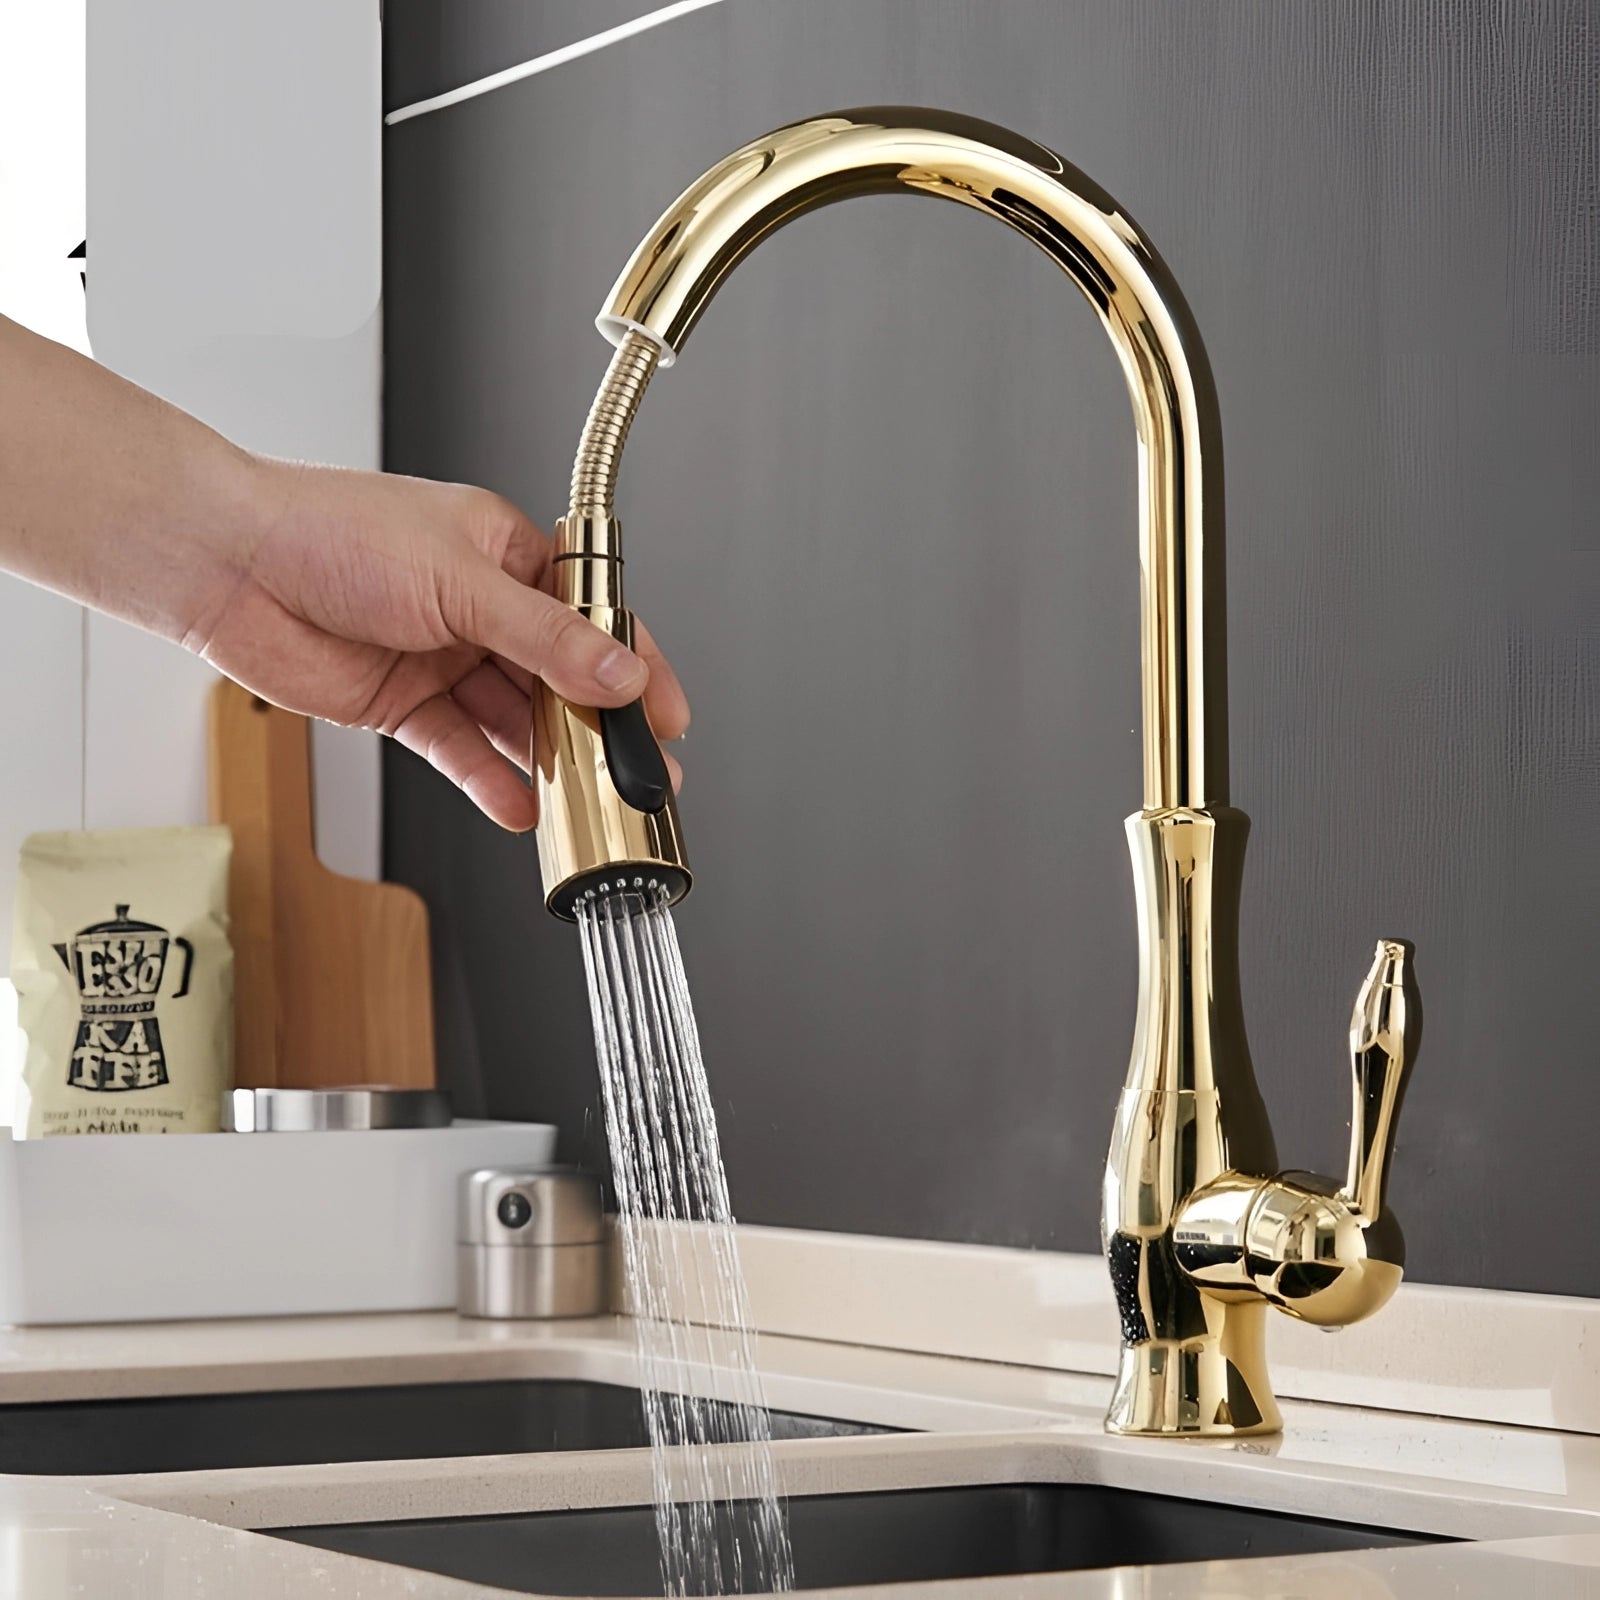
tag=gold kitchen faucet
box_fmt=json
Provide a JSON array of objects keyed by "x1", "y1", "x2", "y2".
[{"x1": 533, "y1": 108, "x2": 1421, "y2": 1438}]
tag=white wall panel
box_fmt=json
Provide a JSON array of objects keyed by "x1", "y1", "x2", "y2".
[{"x1": 84, "y1": 1, "x2": 383, "y2": 880}]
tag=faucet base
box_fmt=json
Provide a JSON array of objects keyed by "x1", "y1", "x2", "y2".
[{"x1": 1104, "y1": 1303, "x2": 1282, "y2": 1436}]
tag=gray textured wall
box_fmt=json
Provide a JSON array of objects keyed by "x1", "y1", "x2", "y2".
[{"x1": 382, "y1": 2, "x2": 1600, "y2": 1298}]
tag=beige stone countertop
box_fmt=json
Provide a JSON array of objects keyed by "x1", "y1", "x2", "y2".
[{"x1": 0, "y1": 1312, "x2": 1597, "y2": 1597}]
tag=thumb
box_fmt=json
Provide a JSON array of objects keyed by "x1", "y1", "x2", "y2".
[{"x1": 453, "y1": 561, "x2": 648, "y2": 706}]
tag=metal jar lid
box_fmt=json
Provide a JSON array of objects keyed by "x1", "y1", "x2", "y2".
[
  {"x1": 458, "y1": 1169, "x2": 606, "y2": 1247},
  {"x1": 224, "y1": 1087, "x2": 452, "y2": 1133}
]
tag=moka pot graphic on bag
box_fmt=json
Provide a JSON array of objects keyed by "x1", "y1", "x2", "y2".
[{"x1": 53, "y1": 905, "x2": 195, "y2": 1092}]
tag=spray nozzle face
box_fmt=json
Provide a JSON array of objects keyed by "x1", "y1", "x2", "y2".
[{"x1": 550, "y1": 864, "x2": 693, "y2": 923}]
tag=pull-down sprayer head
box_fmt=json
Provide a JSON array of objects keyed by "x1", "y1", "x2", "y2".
[{"x1": 533, "y1": 334, "x2": 690, "y2": 920}]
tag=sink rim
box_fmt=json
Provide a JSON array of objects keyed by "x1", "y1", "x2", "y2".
[
  {"x1": 94, "y1": 1427, "x2": 1592, "y2": 1550},
  {"x1": 0, "y1": 1375, "x2": 889, "y2": 1479},
  {"x1": 274, "y1": 1478, "x2": 1450, "y2": 1597}
]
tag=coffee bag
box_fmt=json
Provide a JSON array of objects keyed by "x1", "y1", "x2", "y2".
[{"x1": 11, "y1": 827, "x2": 233, "y2": 1137}]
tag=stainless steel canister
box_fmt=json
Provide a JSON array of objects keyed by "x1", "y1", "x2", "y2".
[{"x1": 457, "y1": 1169, "x2": 609, "y2": 1319}]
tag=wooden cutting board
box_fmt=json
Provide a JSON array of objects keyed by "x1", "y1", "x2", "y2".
[{"x1": 207, "y1": 679, "x2": 435, "y2": 1089}]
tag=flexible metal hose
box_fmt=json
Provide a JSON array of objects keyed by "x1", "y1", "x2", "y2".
[{"x1": 568, "y1": 330, "x2": 660, "y2": 520}]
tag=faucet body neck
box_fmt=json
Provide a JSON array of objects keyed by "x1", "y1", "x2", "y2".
[{"x1": 544, "y1": 109, "x2": 1419, "y2": 1438}]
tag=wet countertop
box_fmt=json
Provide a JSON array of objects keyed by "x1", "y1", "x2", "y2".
[{"x1": 1, "y1": 1312, "x2": 1598, "y2": 1597}]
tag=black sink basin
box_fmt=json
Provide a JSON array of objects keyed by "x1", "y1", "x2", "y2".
[
  {"x1": 0, "y1": 1379, "x2": 885, "y2": 1476},
  {"x1": 276, "y1": 1482, "x2": 1448, "y2": 1594}
]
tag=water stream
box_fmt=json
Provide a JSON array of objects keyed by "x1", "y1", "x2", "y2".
[{"x1": 576, "y1": 884, "x2": 795, "y2": 1597}]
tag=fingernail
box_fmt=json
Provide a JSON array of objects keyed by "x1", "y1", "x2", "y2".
[{"x1": 595, "y1": 646, "x2": 646, "y2": 694}]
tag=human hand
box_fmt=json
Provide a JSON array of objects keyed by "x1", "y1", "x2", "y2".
[
  {"x1": 184, "y1": 458, "x2": 689, "y2": 831},
  {"x1": 0, "y1": 316, "x2": 685, "y2": 828}
]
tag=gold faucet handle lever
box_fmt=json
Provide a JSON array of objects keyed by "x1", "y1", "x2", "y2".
[{"x1": 1343, "y1": 938, "x2": 1421, "y2": 1222}]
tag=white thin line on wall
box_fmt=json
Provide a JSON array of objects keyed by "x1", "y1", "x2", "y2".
[{"x1": 384, "y1": 0, "x2": 727, "y2": 127}]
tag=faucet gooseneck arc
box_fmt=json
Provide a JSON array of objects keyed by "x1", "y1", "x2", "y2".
[{"x1": 532, "y1": 108, "x2": 1421, "y2": 1438}]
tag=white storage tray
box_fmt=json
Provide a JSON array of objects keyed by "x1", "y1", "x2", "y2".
[{"x1": 0, "y1": 1120, "x2": 555, "y2": 1325}]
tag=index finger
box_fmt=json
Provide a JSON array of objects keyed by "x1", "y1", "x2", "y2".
[{"x1": 633, "y1": 616, "x2": 690, "y2": 741}]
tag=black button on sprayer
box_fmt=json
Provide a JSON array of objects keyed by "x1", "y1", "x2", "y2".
[{"x1": 600, "y1": 699, "x2": 671, "y2": 815}]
